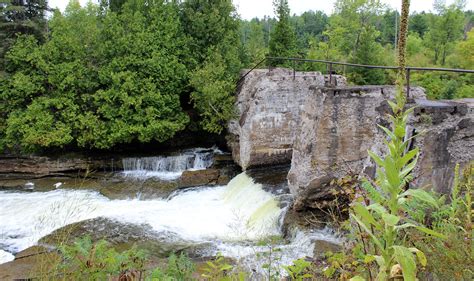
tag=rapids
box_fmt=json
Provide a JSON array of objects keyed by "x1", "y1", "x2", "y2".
[{"x1": 0, "y1": 172, "x2": 340, "y2": 274}]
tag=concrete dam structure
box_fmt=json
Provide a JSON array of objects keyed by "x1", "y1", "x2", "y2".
[{"x1": 229, "y1": 68, "x2": 473, "y2": 210}]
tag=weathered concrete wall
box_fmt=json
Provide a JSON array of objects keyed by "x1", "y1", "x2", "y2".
[
  {"x1": 228, "y1": 68, "x2": 345, "y2": 170},
  {"x1": 412, "y1": 99, "x2": 473, "y2": 194},
  {"x1": 287, "y1": 85, "x2": 473, "y2": 210}
]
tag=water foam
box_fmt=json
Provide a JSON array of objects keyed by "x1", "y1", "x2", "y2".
[
  {"x1": 0, "y1": 250, "x2": 14, "y2": 264},
  {"x1": 0, "y1": 172, "x2": 340, "y2": 270},
  {"x1": 0, "y1": 173, "x2": 282, "y2": 257}
]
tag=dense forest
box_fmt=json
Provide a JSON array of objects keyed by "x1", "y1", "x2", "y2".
[{"x1": 0, "y1": 0, "x2": 473, "y2": 153}]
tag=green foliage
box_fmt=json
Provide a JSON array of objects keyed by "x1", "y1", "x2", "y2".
[
  {"x1": 181, "y1": 0, "x2": 242, "y2": 134},
  {"x1": 268, "y1": 0, "x2": 297, "y2": 66},
  {"x1": 1, "y1": 0, "x2": 191, "y2": 151},
  {"x1": 59, "y1": 236, "x2": 147, "y2": 280},
  {"x1": 200, "y1": 253, "x2": 246, "y2": 281},
  {"x1": 190, "y1": 51, "x2": 236, "y2": 134},
  {"x1": 321, "y1": 247, "x2": 366, "y2": 280},
  {"x1": 282, "y1": 258, "x2": 313, "y2": 280},
  {"x1": 349, "y1": 2, "x2": 442, "y2": 279},
  {"x1": 0, "y1": 0, "x2": 48, "y2": 72},
  {"x1": 255, "y1": 235, "x2": 284, "y2": 280},
  {"x1": 405, "y1": 164, "x2": 473, "y2": 281},
  {"x1": 149, "y1": 252, "x2": 195, "y2": 281},
  {"x1": 424, "y1": 1, "x2": 466, "y2": 66}
]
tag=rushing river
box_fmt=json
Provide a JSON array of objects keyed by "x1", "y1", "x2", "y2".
[{"x1": 0, "y1": 150, "x2": 341, "y2": 274}]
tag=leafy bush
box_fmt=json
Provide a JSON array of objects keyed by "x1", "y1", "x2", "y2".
[
  {"x1": 149, "y1": 252, "x2": 195, "y2": 281},
  {"x1": 406, "y1": 164, "x2": 473, "y2": 281},
  {"x1": 59, "y1": 236, "x2": 147, "y2": 280}
]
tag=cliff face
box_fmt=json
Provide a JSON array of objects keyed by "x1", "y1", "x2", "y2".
[{"x1": 228, "y1": 68, "x2": 346, "y2": 170}]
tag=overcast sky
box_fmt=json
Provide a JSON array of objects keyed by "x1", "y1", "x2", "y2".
[{"x1": 49, "y1": 0, "x2": 474, "y2": 20}]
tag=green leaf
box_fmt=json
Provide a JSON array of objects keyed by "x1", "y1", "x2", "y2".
[
  {"x1": 364, "y1": 255, "x2": 376, "y2": 264},
  {"x1": 350, "y1": 214, "x2": 384, "y2": 250},
  {"x1": 382, "y1": 213, "x2": 400, "y2": 226},
  {"x1": 349, "y1": 276, "x2": 366, "y2": 281},
  {"x1": 368, "y1": 203, "x2": 388, "y2": 216},
  {"x1": 368, "y1": 150, "x2": 384, "y2": 166},
  {"x1": 399, "y1": 156, "x2": 418, "y2": 179},
  {"x1": 353, "y1": 202, "x2": 379, "y2": 228},
  {"x1": 392, "y1": 246, "x2": 416, "y2": 281},
  {"x1": 398, "y1": 148, "x2": 419, "y2": 168},
  {"x1": 409, "y1": 247, "x2": 427, "y2": 267},
  {"x1": 378, "y1": 124, "x2": 396, "y2": 140},
  {"x1": 414, "y1": 225, "x2": 446, "y2": 239},
  {"x1": 399, "y1": 189, "x2": 439, "y2": 208}
]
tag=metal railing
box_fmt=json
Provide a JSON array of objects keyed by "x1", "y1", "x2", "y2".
[{"x1": 237, "y1": 56, "x2": 474, "y2": 98}]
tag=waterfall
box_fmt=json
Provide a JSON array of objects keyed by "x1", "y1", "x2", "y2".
[
  {"x1": 0, "y1": 172, "x2": 341, "y2": 272},
  {"x1": 121, "y1": 147, "x2": 218, "y2": 180}
]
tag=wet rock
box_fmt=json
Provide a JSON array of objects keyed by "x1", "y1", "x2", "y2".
[
  {"x1": 0, "y1": 176, "x2": 105, "y2": 192},
  {"x1": 179, "y1": 169, "x2": 220, "y2": 187},
  {"x1": 0, "y1": 246, "x2": 60, "y2": 280},
  {"x1": 246, "y1": 165, "x2": 291, "y2": 194},
  {"x1": 39, "y1": 218, "x2": 199, "y2": 258},
  {"x1": 313, "y1": 240, "x2": 342, "y2": 257},
  {"x1": 0, "y1": 154, "x2": 120, "y2": 177},
  {"x1": 99, "y1": 179, "x2": 179, "y2": 200}
]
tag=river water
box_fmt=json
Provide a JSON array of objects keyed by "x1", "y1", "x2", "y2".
[{"x1": 0, "y1": 149, "x2": 341, "y2": 274}]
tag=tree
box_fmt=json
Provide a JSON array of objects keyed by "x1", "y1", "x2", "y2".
[
  {"x1": 268, "y1": 0, "x2": 297, "y2": 65},
  {"x1": 409, "y1": 12, "x2": 429, "y2": 37},
  {"x1": 0, "y1": 0, "x2": 48, "y2": 74},
  {"x1": 181, "y1": 0, "x2": 243, "y2": 134},
  {"x1": 424, "y1": 1, "x2": 465, "y2": 65},
  {"x1": 1, "y1": 0, "x2": 191, "y2": 151},
  {"x1": 327, "y1": 0, "x2": 387, "y2": 84},
  {"x1": 244, "y1": 20, "x2": 267, "y2": 65}
]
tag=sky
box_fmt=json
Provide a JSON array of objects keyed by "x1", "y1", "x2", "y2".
[{"x1": 49, "y1": 0, "x2": 474, "y2": 20}]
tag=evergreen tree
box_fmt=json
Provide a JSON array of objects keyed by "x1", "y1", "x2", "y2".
[
  {"x1": 268, "y1": 0, "x2": 297, "y2": 66},
  {"x1": 181, "y1": 0, "x2": 243, "y2": 134},
  {"x1": 0, "y1": 0, "x2": 48, "y2": 74}
]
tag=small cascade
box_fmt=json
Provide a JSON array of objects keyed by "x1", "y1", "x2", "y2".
[{"x1": 121, "y1": 147, "x2": 219, "y2": 180}]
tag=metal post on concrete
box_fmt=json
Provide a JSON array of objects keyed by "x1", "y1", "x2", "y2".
[
  {"x1": 406, "y1": 68, "x2": 411, "y2": 99},
  {"x1": 293, "y1": 60, "x2": 296, "y2": 80},
  {"x1": 329, "y1": 63, "x2": 333, "y2": 86}
]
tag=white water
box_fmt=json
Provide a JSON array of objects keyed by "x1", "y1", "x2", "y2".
[
  {"x1": 0, "y1": 174, "x2": 279, "y2": 257},
  {"x1": 122, "y1": 147, "x2": 219, "y2": 180},
  {"x1": 0, "y1": 172, "x2": 340, "y2": 271},
  {"x1": 0, "y1": 250, "x2": 14, "y2": 264}
]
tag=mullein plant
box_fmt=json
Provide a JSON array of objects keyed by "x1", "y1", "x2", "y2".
[{"x1": 349, "y1": 0, "x2": 444, "y2": 280}]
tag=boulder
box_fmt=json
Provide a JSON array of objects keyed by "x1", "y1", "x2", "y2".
[{"x1": 0, "y1": 246, "x2": 60, "y2": 280}]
